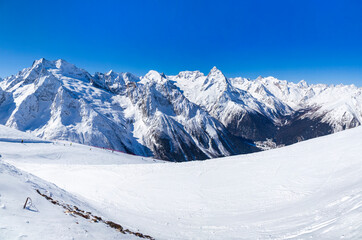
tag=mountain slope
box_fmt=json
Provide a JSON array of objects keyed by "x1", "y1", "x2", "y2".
[
  {"x1": 171, "y1": 68, "x2": 290, "y2": 140},
  {"x1": 1, "y1": 58, "x2": 361, "y2": 161},
  {"x1": 0, "y1": 59, "x2": 258, "y2": 161},
  {"x1": 121, "y1": 70, "x2": 257, "y2": 161},
  {"x1": 0, "y1": 160, "x2": 154, "y2": 240},
  {"x1": 230, "y1": 76, "x2": 362, "y2": 143},
  {"x1": 0, "y1": 59, "x2": 149, "y2": 156},
  {"x1": 3, "y1": 124, "x2": 362, "y2": 239}
]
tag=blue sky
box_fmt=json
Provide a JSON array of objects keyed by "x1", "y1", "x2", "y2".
[{"x1": 0, "y1": 0, "x2": 361, "y2": 85}]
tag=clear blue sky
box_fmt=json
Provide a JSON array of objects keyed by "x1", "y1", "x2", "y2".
[{"x1": 0, "y1": 0, "x2": 361, "y2": 85}]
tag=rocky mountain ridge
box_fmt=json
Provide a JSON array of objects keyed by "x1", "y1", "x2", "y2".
[{"x1": 0, "y1": 58, "x2": 361, "y2": 161}]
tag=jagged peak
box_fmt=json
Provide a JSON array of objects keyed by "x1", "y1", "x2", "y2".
[
  {"x1": 260, "y1": 76, "x2": 284, "y2": 85},
  {"x1": 210, "y1": 66, "x2": 218, "y2": 71},
  {"x1": 177, "y1": 70, "x2": 202, "y2": 76},
  {"x1": 142, "y1": 70, "x2": 167, "y2": 84},
  {"x1": 54, "y1": 59, "x2": 77, "y2": 70},
  {"x1": 264, "y1": 76, "x2": 278, "y2": 81},
  {"x1": 32, "y1": 58, "x2": 54, "y2": 69},
  {"x1": 203, "y1": 66, "x2": 229, "y2": 86},
  {"x1": 93, "y1": 71, "x2": 140, "y2": 86},
  {"x1": 30, "y1": 58, "x2": 78, "y2": 72},
  {"x1": 298, "y1": 79, "x2": 308, "y2": 87},
  {"x1": 106, "y1": 70, "x2": 115, "y2": 76},
  {"x1": 208, "y1": 66, "x2": 224, "y2": 76},
  {"x1": 175, "y1": 70, "x2": 204, "y2": 83},
  {"x1": 33, "y1": 57, "x2": 47, "y2": 64},
  {"x1": 55, "y1": 58, "x2": 68, "y2": 64},
  {"x1": 256, "y1": 75, "x2": 263, "y2": 81}
]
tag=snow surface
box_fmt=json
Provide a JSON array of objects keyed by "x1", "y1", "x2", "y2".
[
  {"x1": 0, "y1": 125, "x2": 159, "y2": 239},
  {"x1": 0, "y1": 124, "x2": 49, "y2": 143},
  {"x1": 0, "y1": 161, "x2": 141, "y2": 240},
  {"x1": 1, "y1": 124, "x2": 362, "y2": 239}
]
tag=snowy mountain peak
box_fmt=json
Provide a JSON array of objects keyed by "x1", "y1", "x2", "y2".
[
  {"x1": 106, "y1": 70, "x2": 115, "y2": 76},
  {"x1": 54, "y1": 59, "x2": 74, "y2": 69},
  {"x1": 31, "y1": 58, "x2": 76, "y2": 71},
  {"x1": 176, "y1": 70, "x2": 204, "y2": 82},
  {"x1": 32, "y1": 57, "x2": 48, "y2": 65},
  {"x1": 256, "y1": 75, "x2": 263, "y2": 81},
  {"x1": 91, "y1": 70, "x2": 140, "y2": 93},
  {"x1": 208, "y1": 66, "x2": 223, "y2": 76},
  {"x1": 142, "y1": 70, "x2": 167, "y2": 84},
  {"x1": 298, "y1": 79, "x2": 308, "y2": 87},
  {"x1": 27, "y1": 58, "x2": 91, "y2": 82},
  {"x1": 262, "y1": 76, "x2": 278, "y2": 82},
  {"x1": 31, "y1": 58, "x2": 54, "y2": 69},
  {"x1": 203, "y1": 66, "x2": 230, "y2": 90}
]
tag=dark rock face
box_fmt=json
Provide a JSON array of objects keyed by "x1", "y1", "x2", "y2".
[
  {"x1": 148, "y1": 125, "x2": 209, "y2": 162},
  {"x1": 275, "y1": 111, "x2": 334, "y2": 145},
  {"x1": 212, "y1": 103, "x2": 361, "y2": 153},
  {"x1": 224, "y1": 111, "x2": 277, "y2": 140}
]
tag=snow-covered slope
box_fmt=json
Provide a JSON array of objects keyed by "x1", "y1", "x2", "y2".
[
  {"x1": 1, "y1": 58, "x2": 361, "y2": 161},
  {"x1": 0, "y1": 124, "x2": 48, "y2": 143},
  {"x1": 0, "y1": 124, "x2": 159, "y2": 239},
  {"x1": 0, "y1": 124, "x2": 161, "y2": 165},
  {"x1": 2, "y1": 123, "x2": 362, "y2": 239},
  {"x1": 0, "y1": 160, "x2": 148, "y2": 240}
]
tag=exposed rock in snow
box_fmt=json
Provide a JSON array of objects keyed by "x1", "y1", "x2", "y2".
[
  {"x1": 92, "y1": 70, "x2": 139, "y2": 93},
  {"x1": 0, "y1": 59, "x2": 361, "y2": 161}
]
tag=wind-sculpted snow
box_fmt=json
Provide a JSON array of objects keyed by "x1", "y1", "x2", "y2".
[{"x1": 0, "y1": 58, "x2": 361, "y2": 161}]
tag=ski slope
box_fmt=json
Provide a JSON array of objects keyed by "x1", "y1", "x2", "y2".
[
  {"x1": 0, "y1": 125, "x2": 50, "y2": 143},
  {"x1": 1, "y1": 125, "x2": 362, "y2": 239},
  {"x1": 0, "y1": 160, "x2": 143, "y2": 240}
]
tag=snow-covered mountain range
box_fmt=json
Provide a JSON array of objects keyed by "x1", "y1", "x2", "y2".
[{"x1": 0, "y1": 58, "x2": 361, "y2": 161}]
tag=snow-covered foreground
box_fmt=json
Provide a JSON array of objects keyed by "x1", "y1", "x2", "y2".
[
  {"x1": 0, "y1": 161, "x2": 143, "y2": 240},
  {"x1": 2, "y1": 126, "x2": 362, "y2": 239},
  {"x1": 0, "y1": 126, "x2": 158, "y2": 240}
]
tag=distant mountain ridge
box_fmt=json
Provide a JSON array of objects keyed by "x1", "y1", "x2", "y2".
[{"x1": 0, "y1": 58, "x2": 361, "y2": 161}]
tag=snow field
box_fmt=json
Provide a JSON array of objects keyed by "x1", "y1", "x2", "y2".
[{"x1": 1, "y1": 125, "x2": 362, "y2": 239}]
